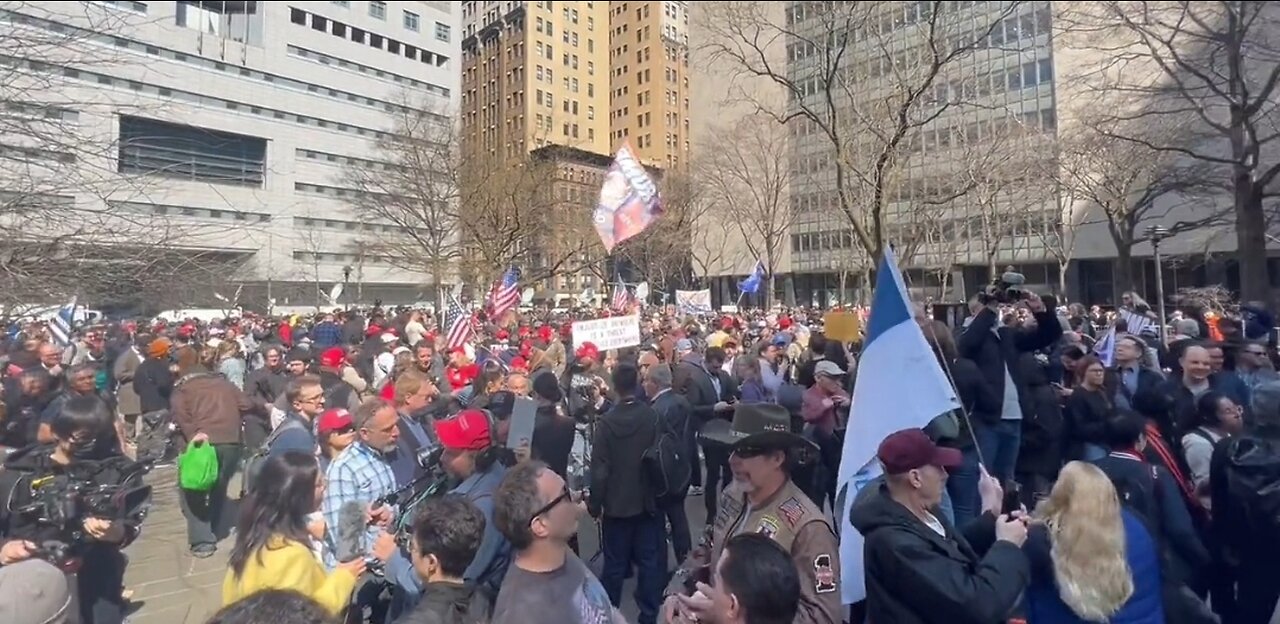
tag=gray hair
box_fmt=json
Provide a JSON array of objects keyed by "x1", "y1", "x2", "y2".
[
  {"x1": 1253, "y1": 381, "x2": 1280, "y2": 429},
  {"x1": 353, "y1": 397, "x2": 394, "y2": 429},
  {"x1": 646, "y1": 363, "x2": 673, "y2": 390},
  {"x1": 1174, "y1": 319, "x2": 1201, "y2": 338}
]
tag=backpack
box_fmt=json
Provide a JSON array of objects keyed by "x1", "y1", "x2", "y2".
[
  {"x1": 1221, "y1": 436, "x2": 1280, "y2": 547},
  {"x1": 643, "y1": 401, "x2": 692, "y2": 506},
  {"x1": 241, "y1": 418, "x2": 307, "y2": 496}
]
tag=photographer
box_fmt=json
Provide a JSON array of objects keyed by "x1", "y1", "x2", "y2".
[
  {"x1": 957, "y1": 275, "x2": 1062, "y2": 484},
  {"x1": 0, "y1": 395, "x2": 147, "y2": 624}
]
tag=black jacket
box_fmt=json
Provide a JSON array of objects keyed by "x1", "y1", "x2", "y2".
[
  {"x1": 133, "y1": 357, "x2": 174, "y2": 413},
  {"x1": 957, "y1": 308, "x2": 1063, "y2": 423},
  {"x1": 673, "y1": 355, "x2": 719, "y2": 427},
  {"x1": 1091, "y1": 454, "x2": 1210, "y2": 581},
  {"x1": 849, "y1": 483, "x2": 1028, "y2": 624},
  {"x1": 1210, "y1": 428, "x2": 1280, "y2": 565},
  {"x1": 245, "y1": 365, "x2": 288, "y2": 405},
  {"x1": 948, "y1": 357, "x2": 1001, "y2": 433},
  {"x1": 1104, "y1": 366, "x2": 1165, "y2": 410},
  {"x1": 397, "y1": 580, "x2": 490, "y2": 624},
  {"x1": 1065, "y1": 386, "x2": 1112, "y2": 452},
  {"x1": 1014, "y1": 352, "x2": 1065, "y2": 478},
  {"x1": 651, "y1": 389, "x2": 695, "y2": 459},
  {"x1": 589, "y1": 397, "x2": 658, "y2": 518},
  {"x1": 531, "y1": 402, "x2": 575, "y2": 480}
]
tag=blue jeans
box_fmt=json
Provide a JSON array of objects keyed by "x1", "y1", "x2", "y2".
[
  {"x1": 600, "y1": 513, "x2": 666, "y2": 624},
  {"x1": 975, "y1": 420, "x2": 1021, "y2": 484},
  {"x1": 947, "y1": 445, "x2": 982, "y2": 527}
]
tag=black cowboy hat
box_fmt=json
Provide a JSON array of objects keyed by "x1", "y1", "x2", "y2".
[{"x1": 699, "y1": 403, "x2": 817, "y2": 451}]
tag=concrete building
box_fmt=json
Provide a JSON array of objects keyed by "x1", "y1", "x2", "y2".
[{"x1": 1, "y1": 0, "x2": 459, "y2": 309}]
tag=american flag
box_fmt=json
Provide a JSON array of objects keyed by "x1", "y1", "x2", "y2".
[
  {"x1": 488, "y1": 268, "x2": 520, "y2": 320},
  {"x1": 610, "y1": 277, "x2": 631, "y2": 312},
  {"x1": 444, "y1": 295, "x2": 474, "y2": 351},
  {"x1": 1118, "y1": 308, "x2": 1155, "y2": 336},
  {"x1": 48, "y1": 297, "x2": 77, "y2": 347}
]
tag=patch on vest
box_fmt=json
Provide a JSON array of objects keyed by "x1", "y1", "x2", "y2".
[
  {"x1": 813, "y1": 554, "x2": 836, "y2": 594},
  {"x1": 779, "y1": 497, "x2": 804, "y2": 528},
  {"x1": 756, "y1": 515, "x2": 780, "y2": 539}
]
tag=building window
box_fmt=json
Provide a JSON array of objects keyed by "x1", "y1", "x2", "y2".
[
  {"x1": 587, "y1": 83, "x2": 594, "y2": 97},
  {"x1": 118, "y1": 116, "x2": 266, "y2": 186},
  {"x1": 369, "y1": 0, "x2": 386, "y2": 20},
  {"x1": 403, "y1": 10, "x2": 419, "y2": 31},
  {"x1": 587, "y1": 105, "x2": 594, "y2": 120},
  {"x1": 435, "y1": 21, "x2": 451, "y2": 42},
  {"x1": 587, "y1": 38, "x2": 594, "y2": 52},
  {"x1": 331, "y1": 0, "x2": 348, "y2": 6}
]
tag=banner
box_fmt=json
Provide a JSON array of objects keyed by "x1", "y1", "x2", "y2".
[
  {"x1": 572, "y1": 314, "x2": 641, "y2": 351},
  {"x1": 823, "y1": 310, "x2": 862, "y2": 343},
  {"x1": 674, "y1": 289, "x2": 712, "y2": 315}
]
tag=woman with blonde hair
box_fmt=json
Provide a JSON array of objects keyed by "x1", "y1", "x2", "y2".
[
  {"x1": 1026, "y1": 461, "x2": 1163, "y2": 624},
  {"x1": 215, "y1": 339, "x2": 246, "y2": 390}
]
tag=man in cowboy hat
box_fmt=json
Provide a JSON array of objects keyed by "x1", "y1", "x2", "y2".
[{"x1": 662, "y1": 403, "x2": 842, "y2": 624}]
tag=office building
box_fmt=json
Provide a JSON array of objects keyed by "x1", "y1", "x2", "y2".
[
  {"x1": 2, "y1": 0, "x2": 459, "y2": 308},
  {"x1": 607, "y1": 0, "x2": 690, "y2": 170}
]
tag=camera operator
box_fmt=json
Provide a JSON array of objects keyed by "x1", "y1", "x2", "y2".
[
  {"x1": 562, "y1": 342, "x2": 611, "y2": 423},
  {"x1": 957, "y1": 273, "x2": 1062, "y2": 484},
  {"x1": 0, "y1": 395, "x2": 146, "y2": 624}
]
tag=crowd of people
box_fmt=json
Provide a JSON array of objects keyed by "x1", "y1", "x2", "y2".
[{"x1": 0, "y1": 287, "x2": 1278, "y2": 624}]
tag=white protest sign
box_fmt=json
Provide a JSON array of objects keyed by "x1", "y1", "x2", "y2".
[{"x1": 572, "y1": 314, "x2": 641, "y2": 351}]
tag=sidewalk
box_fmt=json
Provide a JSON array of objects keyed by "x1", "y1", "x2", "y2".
[{"x1": 124, "y1": 468, "x2": 234, "y2": 624}]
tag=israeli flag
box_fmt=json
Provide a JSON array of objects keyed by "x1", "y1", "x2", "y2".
[
  {"x1": 1094, "y1": 327, "x2": 1117, "y2": 367},
  {"x1": 738, "y1": 260, "x2": 765, "y2": 294},
  {"x1": 836, "y1": 247, "x2": 961, "y2": 605},
  {"x1": 49, "y1": 297, "x2": 77, "y2": 347}
]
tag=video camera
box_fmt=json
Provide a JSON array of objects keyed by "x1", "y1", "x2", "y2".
[
  {"x1": 978, "y1": 269, "x2": 1029, "y2": 305},
  {"x1": 12, "y1": 467, "x2": 152, "y2": 564},
  {"x1": 374, "y1": 446, "x2": 452, "y2": 548}
]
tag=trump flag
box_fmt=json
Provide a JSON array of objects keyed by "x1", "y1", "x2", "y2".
[
  {"x1": 594, "y1": 142, "x2": 662, "y2": 252},
  {"x1": 836, "y1": 246, "x2": 960, "y2": 605}
]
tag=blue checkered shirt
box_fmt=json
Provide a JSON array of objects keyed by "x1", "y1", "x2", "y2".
[
  {"x1": 321, "y1": 442, "x2": 397, "y2": 569},
  {"x1": 311, "y1": 322, "x2": 344, "y2": 349}
]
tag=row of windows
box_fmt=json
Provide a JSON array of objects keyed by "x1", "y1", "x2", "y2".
[
  {"x1": 0, "y1": 11, "x2": 450, "y2": 117},
  {"x1": 288, "y1": 7, "x2": 449, "y2": 68},
  {"x1": 787, "y1": 3, "x2": 1050, "y2": 64},
  {"x1": 292, "y1": 216, "x2": 405, "y2": 236},
  {"x1": 296, "y1": 149, "x2": 406, "y2": 174},
  {"x1": 118, "y1": 116, "x2": 267, "y2": 187},
  {"x1": 286, "y1": 46, "x2": 449, "y2": 97},
  {"x1": 95, "y1": 0, "x2": 147, "y2": 13},
  {"x1": 0, "y1": 143, "x2": 75, "y2": 164},
  {"x1": 7, "y1": 57, "x2": 401, "y2": 144},
  {"x1": 791, "y1": 54, "x2": 1053, "y2": 107},
  {"x1": 109, "y1": 200, "x2": 272, "y2": 223},
  {"x1": 293, "y1": 251, "x2": 397, "y2": 265}
]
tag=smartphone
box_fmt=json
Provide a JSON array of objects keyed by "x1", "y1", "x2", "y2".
[{"x1": 1002, "y1": 480, "x2": 1023, "y2": 514}]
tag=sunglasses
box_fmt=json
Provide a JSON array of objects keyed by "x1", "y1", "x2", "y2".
[
  {"x1": 732, "y1": 446, "x2": 767, "y2": 459},
  {"x1": 527, "y1": 485, "x2": 579, "y2": 526}
]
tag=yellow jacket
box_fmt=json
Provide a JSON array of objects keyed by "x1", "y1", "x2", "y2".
[{"x1": 221, "y1": 537, "x2": 358, "y2": 617}]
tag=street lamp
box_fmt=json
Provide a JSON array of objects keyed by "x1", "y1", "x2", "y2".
[
  {"x1": 1146, "y1": 225, "x2": 1170, "y2": 339},
  {"x1": 341, "y1": 265, "x2": 352, "y2": 310}
]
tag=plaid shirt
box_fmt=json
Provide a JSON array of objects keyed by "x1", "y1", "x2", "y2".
[
  {"x1": 311, "y1": 322, "x2": 344, "y2": 349},
  {"x1": 321, "y1": 442, "x2": 397, "y2": 568}
]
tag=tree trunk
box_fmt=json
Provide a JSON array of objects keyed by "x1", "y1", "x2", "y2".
[
  {"x1": 1058, "y1": 260, "x2": 1069, "y2": 300},
  {"x1": 1235, "y1": 167, "x2": 1271, "y2": 305},
  {"x1": 1113, "y1": 244, "x2": 1135, "y2": 301}
]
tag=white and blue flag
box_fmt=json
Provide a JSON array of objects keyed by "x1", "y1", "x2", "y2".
[
  {"x1": 1094, "y1": 326, "x2": 1117, "y2": 367},
  {"x1": 738, "y1": 260, "x2": 765, "y2": 294},
  {"x1": 49, "y1": 297, "x2": 77, "y2": 347},
  {"x1": 835, "y1": 247, "x2": 960, "y2": 605}
]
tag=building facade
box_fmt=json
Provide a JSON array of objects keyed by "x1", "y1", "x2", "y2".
[
  {"x1": 607, "y1": 0, "x2": 690, "y2": 169},
  {"x1": 3, "y1": 0, "x2": 459, "y2": 309}
]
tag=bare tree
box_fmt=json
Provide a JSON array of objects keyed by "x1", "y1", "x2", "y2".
[
  {"x1": 698, "y1": 1, "x2": 1025, "y2": 269},
  {"x1": 1056, "y1": 1, "x2": 1280, "y2": 302},
  {"x1": 1055, "y1": 126, "x2": 1223, "y2": 295},
  {"x1": 611, "y1": 171, "x2": 702, "y2": 294},
  {"x1": 698, "y1": 115, "x2": 793, "y2": 305}
]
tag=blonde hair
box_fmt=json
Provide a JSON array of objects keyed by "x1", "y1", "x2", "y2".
[{"x1": 1034, "y1": 462, "x2": 1134, "y2": 620}]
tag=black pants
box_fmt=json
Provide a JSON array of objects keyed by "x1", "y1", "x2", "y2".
[
  {"x1": 600, "y1": 513, "x2": 666, "y2": 624},
  {"x1": 76, "y1": 545, "x2": 128, "y2": 624},
  {"x1": 701, "y1": 442, "x2": 732, "y2": 520},
  {"x1": 178, "y1": 443, "x2": 242, "y2": 548},
  {"x1": 1232, "y1": 561, "x2": 1280, "y2": 624},
  {"x1": 663, "y1": 496, "x2": 692, "y2": 566}
]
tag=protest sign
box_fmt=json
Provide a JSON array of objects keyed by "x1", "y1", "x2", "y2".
[{"x1": 572, "y1": 314, "x2": 641, "y2": 350}]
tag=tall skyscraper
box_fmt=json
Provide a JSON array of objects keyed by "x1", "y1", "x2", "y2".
[{"x1": 607, "y1": 1, "x2": 690, "y2": 169}]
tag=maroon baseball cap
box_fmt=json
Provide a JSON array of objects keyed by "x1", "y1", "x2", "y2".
[{"x1": 877, "y1": 429, "x2": 962, "y2": 474}]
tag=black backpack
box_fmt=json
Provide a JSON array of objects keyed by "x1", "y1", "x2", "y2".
[
  {"x1": 1221, "y1": 436, "x2": 1280, "y2": 547},
  {"x1": 241, "y1": 418, "x2": 306, "y2": 496},
  {"x1": 643, "y1": 402, "x2": 692, "y2": 506}
]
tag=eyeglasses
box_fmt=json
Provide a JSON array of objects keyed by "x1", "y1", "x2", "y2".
[
  {"x1": 527, "y1": 485, "x2": 578, "y2": 526},
  {"x1": 732, "y1": 446, "x2": 766, "y2": 459},
  {"x1": 299, "y1": 394, "x2": 325, "y2": 405},
  {"x1": 329, "y1": 425, "x2": 356, "y2": 435},
  {"x1": 1247, "y1": 350, "x2": 1268, "y2": 356}
]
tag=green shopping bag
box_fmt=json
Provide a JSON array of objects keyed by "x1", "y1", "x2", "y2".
[{"x1": 178, "y1": 441, "x2": 219, "y2": 492}]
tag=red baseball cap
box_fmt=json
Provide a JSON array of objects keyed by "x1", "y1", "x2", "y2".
[
  {"x1": 317, "y1": 408, "x2": 353, "y2": 435},
  {"x1": 433, "y1": 409, "x2": 492, "y2": 451},
  {"x1": 320, "y1": 347, "x2": 346, "y2": 368},
  {"x1": 510, "y1": 356, "x2": 528, "y2": 371},
  {"x1": 877, "y1": 429, "x2": 962, "y2": 474},
  {"x1": 778, "y1": 316, "x2": 793, "y2": 330},
  {"x1": 496, "y1": 329, "x2": 510, "y2": 341},
  {"x1": 365, "y1": 325, "x2": 382, "y2": 338},
  {"x1": 575, "y1": 342, "x2": 599, "y2": 362}
]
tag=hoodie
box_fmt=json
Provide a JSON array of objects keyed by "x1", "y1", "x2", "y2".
[
  {"x1": 849, "y1": 483, "x2": 1028, "y2": 624},
  {"x1": 589, "y1": 397, "x2": 658, "y2": 518}
]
